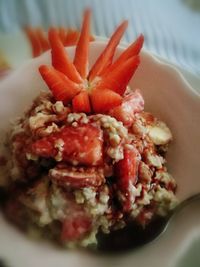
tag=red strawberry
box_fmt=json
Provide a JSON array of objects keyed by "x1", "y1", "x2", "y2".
[
  {"x1": 72, "y1": 91, "x2": 91, "y2": 113},
  {"x1": 48, "y1": 27, "x2": 83, "y2": 83},
  {"x1": 73, "y1": 9, "x2": 91, "y2": 79},
  {"x1": 115, "y1": 146, "x2": 140, "y2": 211},
  {"x1": 109, "y1": 89, "x2": 144, "y2": 126},
  {"x1": 24, "y1": 27, "x2": 42, "y2": 57},
  {"x1": 31, "y1": 124, "x2": 103, "y2": 166},
  {"x1": 94, "y1": 56, "x2": 140, "y2": 95},
  {"x1": 103, "y1": 34, "x2": 144, "y2": 74},
  {"x1": 36, "y1": 28, "x2": 50, "y2": 52},
  {"x1": 61, "y1": 214, "x2": 92, "y2": 242},
  {"x1": 64, "y1": 29, "x2": 80, "y2": 46},
  {"x1": 90, "y1": 88, "x2": 122, "y2": 113},
  {"x1": 39, "y1": 65, "x2": 81, "y2": 104},
  {"x1": 58, "y1": 27, "x2": 66, "y2": 43},
  {"x1": 88, "y1": 20, "x2": 128, "y2": 81},
  {"x1": 50, "y1": 165, "x2": 104, "y2": 188},
  {"x1": 31, "y1": 138, "x2": 56, "y2": 158}
]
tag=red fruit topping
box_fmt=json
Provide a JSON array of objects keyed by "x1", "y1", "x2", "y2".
[
  {"x1": 88, "y1": 20, "x2": 128, "y2": 81},
  {"x1": 39, "y1": 65, "x2": 82, "y2": 104},
  {"x1": 48, "y1": 27, "x2": 83, "y2": 83},
  {"x1": 31, "y1": 124, "x2": 103, "y2": 166},
  {"x1": 61, "y1": 214, "x2": 92, "y2": 241},
  {"x1": 94, "y1": 56, "x2": 140, "y2": 95},
  {"x1": 74, "y1": 9, "x2": 91, "y2": 79},
  {"x1": 109, "y1": 89, "x2": 144, "y2": 126},
  {"x1": 115, "y1": 146, "x2": 140, "y2": 211},
  {"x1": 72, "y1": 91, "x2": 91, "y2": 113},
  {"x1": 64, "y1": 29, "x2": 80, "y2": 46},
  {"x1": 90, "y1": 89, "x2": 122, "y2": 113},
  {"x1": 24, "y1": 27, "x2": 42, "y2": 57},
  {"x1": 50, "y1": 164, "x2": 104, "y2": 188},
  {"x1": 104, "y1": 34, "x2": 144, "y2": 74}
]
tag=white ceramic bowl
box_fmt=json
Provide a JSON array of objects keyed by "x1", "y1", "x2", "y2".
[{"x1": 0, "y1": 42, "x2": 200, "y2": 267}]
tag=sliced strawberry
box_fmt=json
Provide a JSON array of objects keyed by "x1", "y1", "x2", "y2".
[
  {"x1": 72, "y1": 91, "x2": 91, "y2": 113},
  {"x1": 36, "y1": 28, "x2": 50, "y2": 52},
  {"x1": 50, "y1": 165, "x2": 104, "y2": 188},
  {"x1": 31, "y1": 124, "x2": 103, "y2": 166},
  {"x1": 24, "y1": 27, "x2": 41, "y2": 57},
  {"x1": 89, "y1": 35, "x2": 95, "y2": 42},
  {"x1": 90, "y1": 88, "x2": 122, "y2": 113},
  {"x1": 103, "y1": 34, "x2": 144, "y2": 74},
  {"x1": 94, "y1": 56, "x2": 140, "y2": 95},
  {"x1": 48, "y1": 27, "x2": 83, "y2": 83},
  {"x1": 73, "y1": 9, "x2": 91, "y2": 78},
  {"x1": 31, "y1": 138, "x2": 56, "y2": 158},
  {"x1": 58, "y1": 27, "x2": 66, "y2": 43},
  {"x1": 88, "y1": 20, "x2": 128, "y2": 81},
  {"x1": 64, "y1": 29, "x2": 80, "y2": 46},
  {"x1": 109, "y1": 89, "x2": 144, "y2": 126},
  {"x1": 61, "y1": 214, "x2": 92, "y2": 242},
  {"x1": 39, "y1": 65, "x2": 81, "y2": 104},
  {"x1": 115, "y1": 146, "x2": 140, "y2": 211}
]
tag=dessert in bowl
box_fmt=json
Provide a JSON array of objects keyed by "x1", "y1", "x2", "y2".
[{"x1": 0, "y1": 10, "x2": 199, "y2": 252}]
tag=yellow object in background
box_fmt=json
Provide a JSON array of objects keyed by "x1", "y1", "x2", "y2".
[{"x1": 0, "y1": 50, "x2": 10, "y2": 70}]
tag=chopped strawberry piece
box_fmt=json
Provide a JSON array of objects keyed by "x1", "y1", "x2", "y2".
[
  {"x1": 39, "y1": 65, "x2": 81, "y2": 104},
  {"x1": 58, "y1": 27, "x2": 66, "y2": 43},
  {"x1": 88, "y1": 20, "x2": 128, "y2": 81},
  {"x1": 48, "y1": 27, "x2": 83, "y2": 83},
  {"x1": 64, "y1": 29, "x2": 80, "y2": 46},
  {"x1": 115, "y1": 146, "x2": 140, "y2": 211},
  {"x1": 31, "y1": 138, "x2": 56, "y2": 158},
  {"x1": 72, "y1": 91, "x2": 91, "y2": 113},
  {"x1": 36, "y1": 28, "x2": 50, "y2": 52},
  {"x1": 90, "y1": 89, "x2": 122, "y2": 113},
  {"x1": 73, "y1": 9, "x2": 91, "y2": 79},
  {"x1": 109, "y1": 89, "x2": 144, "y2": 126},
  {"x1": 24, "y1": 27, "x2": 42, "y2": 57},
  {"x1": 31, "y1": 124, "x2": 103, "y2": 166},
  {"x1": 50, "y1": 165, "x2": 104, "y2": 188},
  {"x1": 94, "y1": 56, "x2": 140, "y2": 95},
  {"x1": 61, "y1": 214, "x2": 92, "y2": 242},
  {"x1": 104, "y1": 34, "x2": 144, "y2": 74}
]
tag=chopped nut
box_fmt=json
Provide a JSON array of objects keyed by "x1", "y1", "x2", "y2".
[{"x1": 148, "y1": 121, "x2": 172, "y2": 145}]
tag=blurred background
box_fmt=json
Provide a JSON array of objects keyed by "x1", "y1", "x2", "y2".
[{"x1": 0, "y1": 0, "x2": 200, "y2": 76}]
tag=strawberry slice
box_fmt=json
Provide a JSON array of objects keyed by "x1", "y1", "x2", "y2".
[
  {"x1": 103, "y1": 34, "x2": 144, "y2": 74},
  {"x1": 36, "y1": 28, "x2": 50, "y2": 52},
  {"x1": 31, "y1": 124, "x2": 103, "y2": 166},
  {"x1": 39, "y1": 65, "x2": 81, "y2": 104},
  {"x1": 48, "y1": 27, "x2": 83, "y2": 83},
  {"x1": 90, "y1": 88, "x2": 122, "y2": 113},
  {"x1": 24, "y1": 27, "x2": 41, "y2": 57},
  {"x1": 109, "y1": 89, "x2": 144, "y2": 126},
  {"x1": 72, "y1": 91, "x2": 91, "y2": 113},
  {"x1": 58, "y1": 27, "x2": 66, "y2": 43},
  {"x1": 31, "y1": 138, "x2": 56, "y2": 158},
  {"x1": 73, "y1": 9, "x2": 91, "y2": 79},
  {"x1": 50, "y1": 165, "x2": 104, "y2": 188},
  {"x1": 64, "y1": 29, "x2": 80, "y2": 46},
  {"x1": 88, "y1": 20, "x2": 128, "y2": 81},
  {"x1": 94, "y1": 56, "x2": 140, "y2": 95},
  {"x1": 61, "y1": 214, "x2": 92, "y2": 242},
  {"x1": 115, "y1": 146, "x2": 140, "y2": 211}
]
